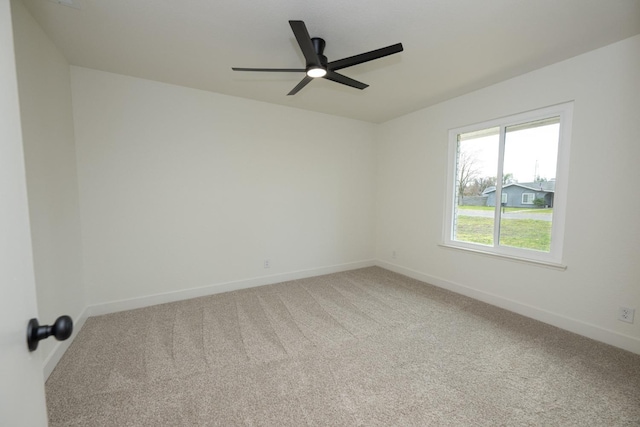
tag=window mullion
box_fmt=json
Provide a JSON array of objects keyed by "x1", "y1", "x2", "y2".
[
  {"x1": 494, "y1": 126, "x2": 506, "y2": 248},
  {"x1": 445, "y1": 102, "x2": 572, "y2": 264}
]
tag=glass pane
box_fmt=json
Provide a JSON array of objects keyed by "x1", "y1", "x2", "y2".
[
  {"x1": 453, "y1": 127, "x2": 499, "y2": 246},
  {"x1": 498, "y1": 117, "x2": 560, "y2": 252}
]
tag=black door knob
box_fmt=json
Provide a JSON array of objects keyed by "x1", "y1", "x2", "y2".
[{"x1": 27, "y1": 315, "x2": 73, "y2": 352}]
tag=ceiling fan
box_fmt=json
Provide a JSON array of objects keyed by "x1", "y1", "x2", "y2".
[{"x1": 232, "y1": 20, "x2": 404, "y2": 95}]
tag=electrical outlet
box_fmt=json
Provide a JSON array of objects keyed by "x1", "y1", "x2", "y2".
[
  {"x1": 618, "y1": 307, "x2": 635, "y2": 324},
  {"x1": 264, "y1": 259, "x2": 270, "y2": 269}
]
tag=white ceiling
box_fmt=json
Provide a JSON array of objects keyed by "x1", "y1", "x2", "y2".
[{"x1": 22, "y1": 0, "x2": 640, "y2": 123}]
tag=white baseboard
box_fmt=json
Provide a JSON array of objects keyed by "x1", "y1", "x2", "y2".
[
  {"x1": 42, "y1": 260, "x2": 375, "y2": 378},
  {"x1": 43, "y1": 258, "x2": 637, "y2": 379},
  {"x1": 88, "y1": 259, "x2": 377, "y2": 317},
  {"x1": 376, "y1": 260, "x2": 640, "y2": 355},
  {"x1": 42, "y1": 304, "x2": 90, "y2": 380}
]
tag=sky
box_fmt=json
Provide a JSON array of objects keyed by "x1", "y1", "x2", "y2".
[{"x1": 461, "y1": 123, "x2": 559, "y2": 183}]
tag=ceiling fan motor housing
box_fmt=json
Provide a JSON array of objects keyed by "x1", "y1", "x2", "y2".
[{"x1": 310, "y1": 37, "x2": 328, "y2": 68}]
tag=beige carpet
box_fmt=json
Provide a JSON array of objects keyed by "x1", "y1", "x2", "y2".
[{"x1": 46, "y1": 267, "x2": 640, "y2": 426}]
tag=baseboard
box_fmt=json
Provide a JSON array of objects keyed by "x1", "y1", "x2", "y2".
[
  {"x1": 88, "y1": 259, "x2": 377, "y2": 317},
  {"x1": 45, "y1": 258, "x2": 636, "y2": 380},
  {"x1": 42, "y1": 304, "x2": 90, "y2": 380},
  {"x1": 376, "y1": 260, "x2": 640, "y2": 355},
  {"x1": 43, "y1": 260, "x2": 375, "y2": 377}
]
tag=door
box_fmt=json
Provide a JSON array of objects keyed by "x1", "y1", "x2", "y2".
[{"x1": 0, "y1": 0, "x2": 49, "y2": 425}]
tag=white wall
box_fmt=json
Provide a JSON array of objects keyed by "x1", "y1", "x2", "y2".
[
  {"x1": 376, "y1": 35, "x2": 640, "y2": 353},
  {"x1": 11, "y1": 0, "x2": 640, "y2": 362},
  {"x1": 11, "y1": 0, "x2": 86, "y2": 370},
  {"x1": 70, "y1": 67, "x2": 376, "y2": 308}
]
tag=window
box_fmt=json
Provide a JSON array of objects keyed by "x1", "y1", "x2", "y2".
[
  {"x1": 444, "y1": 103, "x2": 573, "y2": 265},
  {"x1": 522, "y1": 193, "x2": 535, "y2": 205}
]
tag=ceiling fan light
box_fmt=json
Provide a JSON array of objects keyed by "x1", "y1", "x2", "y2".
[{"x1": 306, "y1": 67, "x2": 327, "y2": 78}]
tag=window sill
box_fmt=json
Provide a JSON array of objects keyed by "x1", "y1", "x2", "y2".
[{"x1": 438, "y1": 243, "x2": 567, "y2": 271}]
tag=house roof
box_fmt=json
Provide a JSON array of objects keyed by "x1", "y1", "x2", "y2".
[
  {"x1": 20, "y1": 0, "x2": 640, "y2": 123},
  {"x1": 483, "y1": 181, "x2": 556, "y2": 195}
]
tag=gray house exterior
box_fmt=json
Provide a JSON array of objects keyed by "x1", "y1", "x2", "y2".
[{"x1": 483, "y1": 181, "x2": 555, "y2": 208}]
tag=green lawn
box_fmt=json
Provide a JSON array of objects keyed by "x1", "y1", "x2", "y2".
[
  {"x1": 458, "y1": 206, "x2": 553, "y2": 214},
  {"x1": 455, "y1": 216, "x2": 552, "y2": 251}
]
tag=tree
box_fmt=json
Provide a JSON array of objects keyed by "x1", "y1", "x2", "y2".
[
  {"x1": 502, "y1": 172, "x2": 514, "y2": 184},
  {"x1": 469, "y1": 176, "x2": 496, "y2": 196},
  {"x1": 457, "y1": 150, "x2": 481, "y2": 203}
]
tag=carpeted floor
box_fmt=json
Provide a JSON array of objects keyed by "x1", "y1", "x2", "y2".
[{"x1": 46, "y1": 267, "x2": 640, "y2": 426}]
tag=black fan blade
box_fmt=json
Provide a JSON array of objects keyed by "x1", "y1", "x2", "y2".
[
  {"x1": 328, "y1": 43, "x2": 403, "y2": 71},
  {"x1": 287, "y1": 75, "x2": 313, "y2": 96},
  {"x1": 232, "y1": 67, "x2": 305, "y2": 72},
  {"x1": 289, "y1": 20, "x2": 321, "y2": 66},
  {"x1": 324, "y1": 71, "x2": 368, "y2": 90}
]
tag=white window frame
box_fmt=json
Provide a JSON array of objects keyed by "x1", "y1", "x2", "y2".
[
  {"x1": 443, "y1": 102, "x2": 573, "y2": 266},
  {"x1": 522, "y1": 193, "x2": 535, "y2": 205}
]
